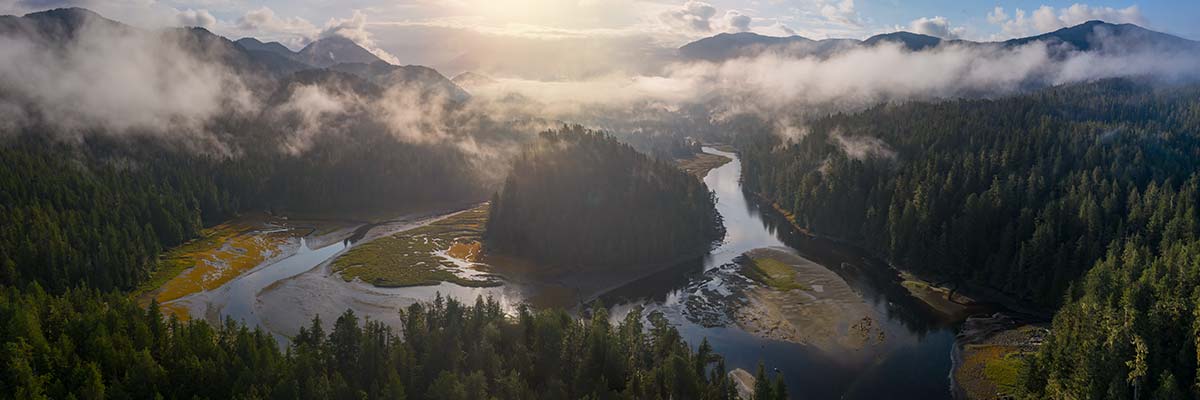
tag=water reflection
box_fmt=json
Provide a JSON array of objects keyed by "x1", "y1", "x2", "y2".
[{"x1": 603, "y1": 147, "x2": 970, "y2": 400}]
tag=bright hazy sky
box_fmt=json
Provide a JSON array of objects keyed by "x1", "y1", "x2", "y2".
[{"x1": 3, "y1": 0, "x2": 1198, "y2": 73}]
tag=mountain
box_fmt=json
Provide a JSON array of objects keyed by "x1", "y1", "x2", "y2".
[
  {"x1": 0, "y1": 7, "x2": 128, "y2": 44},
  {"x1": 234, "y1": 38, "x2": 313, "y2": 77},
  {"x1": 680, "y1": 21, "x2": 1199, "y2": 62},
  {"x1": 235, "y1": 37, "x2": 293, "y2": 57},
  {"x1": 679, "y1": 32, "x2": 814, "y2": 61},
  {"x1": 862, "y1": 31, "x2": 943, "y2": 51},
  {"x1": 329, "y1": 61, "x2": 470, "y2": 102},
  {"x1": 1003, "y1": 20, "x2": 1199, "y2": 53},
  {"x1": 295, "y1": 36, "x2": 383, "y2": 68}
]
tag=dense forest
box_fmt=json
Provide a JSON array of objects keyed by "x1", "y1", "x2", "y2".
[
  {"x1": 0, "y1": 122, "x2": 486, "y2": 293},
  {"x1": 0, "y1": 286, "x2": 773, "y2": 399},
  {"x1": 1020, "y1": 238, "x2": 1200, "y2": 398},
  {"x1": 485, "y1": 126, "x2": 725, "y2": 269},
  {"x1": 736, "y1": 79, "x2": 1200, "y2": 398},
  {"x1": 739, "y1": 79, "x2": 1200, "y2": 306}
]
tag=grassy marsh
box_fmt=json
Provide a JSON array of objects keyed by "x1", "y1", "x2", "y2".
[
  {"x1": 137, "y1": 218, "x2": 296, "y2": 318},
  {"x1": 331, "y1": 206, "x2": 500, "y2": 288}
]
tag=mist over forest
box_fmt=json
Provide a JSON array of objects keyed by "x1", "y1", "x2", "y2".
[{"x1": 1, "y1": 3, "x2": 1200, "y2": 400}]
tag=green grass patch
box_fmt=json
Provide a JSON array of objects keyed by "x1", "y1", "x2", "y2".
[
  {"x1": 332, "y1": 206, "x2": 500, "y2": 288},
  {"x1": 983, "y1": 351, "x2": 1026, "y2": 395},
  {"x1": 742, "y1": 256, "x2": 809, "y2": 291},
  {"x1": 134, "y1": 222, "x2": 247, "y2": 299}
]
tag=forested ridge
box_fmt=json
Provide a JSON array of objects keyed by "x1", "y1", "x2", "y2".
[
  {"x1": 736, "y1": 79, "x2": 1200, "y2": 398},
  {"x1": 740, "y1": 79, "x2": 1200, "y2": 306},
  {"x1": 486, "y1": 126, "x2": 724, "y2": 269},
  {"x1": 0, "y1": 125, "x2": 485, "y2": 293}
]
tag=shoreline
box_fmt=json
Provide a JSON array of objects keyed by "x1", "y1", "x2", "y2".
[{"x1": 749, "y1": 190, "x2": 1052, "y2": 319}]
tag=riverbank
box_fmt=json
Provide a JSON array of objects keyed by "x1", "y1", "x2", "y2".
[
  {"x1": 677, "y1": 151, "x2": 732, "y2": 178},
  {"x1": 953, "y1": 314, "x2": 1047, "y2": 399},
  {"x1": 135, "y1": 214, "x2": 351, "y2": 319}
]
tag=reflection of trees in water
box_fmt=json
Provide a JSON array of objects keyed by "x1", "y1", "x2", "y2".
[
  {"x1": 596, "y1": 255, "x2": 708, "y2": 305},
  {"x1": 597, "y1": 174, "x2": 967, "y2": 338}
]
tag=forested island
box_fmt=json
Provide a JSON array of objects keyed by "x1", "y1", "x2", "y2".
[
  {"x1": 737, "y1": 79, "x2": 1200, "y2": 398},
  {"x1": 485, "y1": 126, "x2": 725, "y2": 269}
]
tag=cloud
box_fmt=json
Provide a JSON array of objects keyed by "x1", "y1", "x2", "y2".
[
  {"x1": 817, "y1": 0, "x2": 860, "y2": 27},
  {"x1": 909, "y1": 16, "x2": 963, "y2": 39},
  {"x1": 989, "y1": 3, "x2": 1146, "y2": 38},
  {"x1": 461, "y1": 36, "x2": 1199, "y2": 146},
  {"x1": 829, "y1": 128, "x2": 895, "y2": 160},
  {"x1": 175, "y1": 8, "x2": 215, "y2": 28},
  {"x1": 319, "y1": 10, "x2": 401, "y2": 65},
  {"x1": 233, "y1": 6, "x2": 318, "y2": 48},
  {"x1": 0, "y1": 15, "x2": 256, "y2": 153},
  {"x1": 659, "y1": 0, "x2": 718, "y2": 33},
  {"x1": 272, "y1": 84, "x2": 356, "y2": 155},
  {"x1": 724, "y1": 10, "x2": 751, "y2": 32}
]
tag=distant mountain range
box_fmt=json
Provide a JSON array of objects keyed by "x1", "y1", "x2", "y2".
[
  {"x1": 679, "y1": 21, "x2": 1199, "y2": 62},
  {"x1": 0, "y1": 7, "x2": 470, "y2": 101}
]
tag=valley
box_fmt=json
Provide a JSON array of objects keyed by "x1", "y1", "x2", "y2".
[{"x1": 3, "y1": 3, "x2": 1200, "y2": 399}]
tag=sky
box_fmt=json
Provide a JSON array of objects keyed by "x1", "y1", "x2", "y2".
[{"x1": 2, "y1": 0, "x2": 1198, "y2": 76}]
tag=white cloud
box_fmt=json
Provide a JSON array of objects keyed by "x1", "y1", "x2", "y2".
[
  {"x1": 909, "y1": 16, "x2": 963, "y2": 39},
  {"x1": 0, "y1": 15, "x2": 256, "y2": 153},
  {"x1": 988, "y1": 3, "x2": 1146, "y2": 38},
  {"x1": 818, "y1": 0, "x2": 860, "y2": 27},
  {"x1": 234, "y1": 6, "x2": 318, "y2": 48},
  {"x1": 319, "y1": 10, "x2": 401, "y2": 65},
  {"x1": 724, "y1": 10, "x2": 752, "y2": 32},
  {"x1": 175, "y1": 8, "x2": 215, "y2": 28},
  {"x1": 659, "y1": 0, "x2": 718, "y2": 33}
]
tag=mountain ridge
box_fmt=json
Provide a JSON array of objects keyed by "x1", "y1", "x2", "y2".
[
  {"x1": 0, "y1": 7, "x2": 468, "y2": 98},
  {"x1": 680, "y1": 20, "x2": 1199, "y2": 62}
]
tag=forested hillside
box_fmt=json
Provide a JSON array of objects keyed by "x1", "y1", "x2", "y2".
[
  {"x1": 0, "y1": 287, "x2": 757, "y2": 399},
  {"x1": 736, "y1": 79, "x2": 1200, "y2": 398},
  {"x1": 0, "y1": 119, "x2": 486, "y2": 293},
  {"x1": 486, "y1": 126, "x2": 724, "y2": 268},
  {"x1": 740, "y1": 79, "x2": 1200, "y2": 306}
]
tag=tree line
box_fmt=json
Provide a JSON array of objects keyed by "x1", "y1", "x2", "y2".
[
  {"x1": 0, "y1": 285, "x2": 770, "y2": 399},
  {"x1": 485, "y1": 126, "x2": 725, "y2": 269},
  {"x1": 735, "y1": 78, "x2": 1200, "y2": 398},
  {"x1": 739, "y1": 79, "x2": 1200, "y2": 307}
]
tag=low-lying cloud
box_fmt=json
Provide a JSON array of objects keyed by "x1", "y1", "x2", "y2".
[
  {"x1": 0, "y1": 16, "x2": 255, "y2": 152},
  {"x1": 463, "y1": 38, "x2": 1199, "y2": 141}
]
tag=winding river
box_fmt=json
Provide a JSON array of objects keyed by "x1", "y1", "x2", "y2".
[
  {"x1": 603, "y1": 147, "x2": 967, "y2": 399},
  {"x1": 178, "y1": 146, "x2": 971, "y2": 398}
]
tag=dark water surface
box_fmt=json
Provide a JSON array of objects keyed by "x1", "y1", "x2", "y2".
[{"x1": 603, "y1": 148, "x2": 969, "y2": 400}]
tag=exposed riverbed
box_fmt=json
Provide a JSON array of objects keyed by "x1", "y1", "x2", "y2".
[{"x1": 601, "y1": 147, "x2": 987, "y2": 399}]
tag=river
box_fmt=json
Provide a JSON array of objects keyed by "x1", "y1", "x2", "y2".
[
  {"x1": 175, "y1": 146, "x2": 971, "y2": 398},
  {"x1": 602, "y1": 147, "x2": 968, "y2": 399}
]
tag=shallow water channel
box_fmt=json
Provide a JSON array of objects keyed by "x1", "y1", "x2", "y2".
[{"x1": 602, "y1": 148, "x2": 970, "y2": 399}]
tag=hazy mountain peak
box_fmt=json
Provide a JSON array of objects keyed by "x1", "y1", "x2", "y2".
[
  {"x1": 297, "y1": 35, "x2": 383, "y2": 68},
  {"x1": 863, "y1": 31, "x2": 942, "y2": 51},
  {"x1": 679, "y1": 32, "x2": 814, "y2": 61},
  {"x1": 681, "y1": 20, "x2": 1197, "y2": 62},
  {"x1": 236, "y1": 37, "x2": 294, "y2": 56},
  {"x1": 1004, "y1": 20, "x2": 1197, "y2": 53}
]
